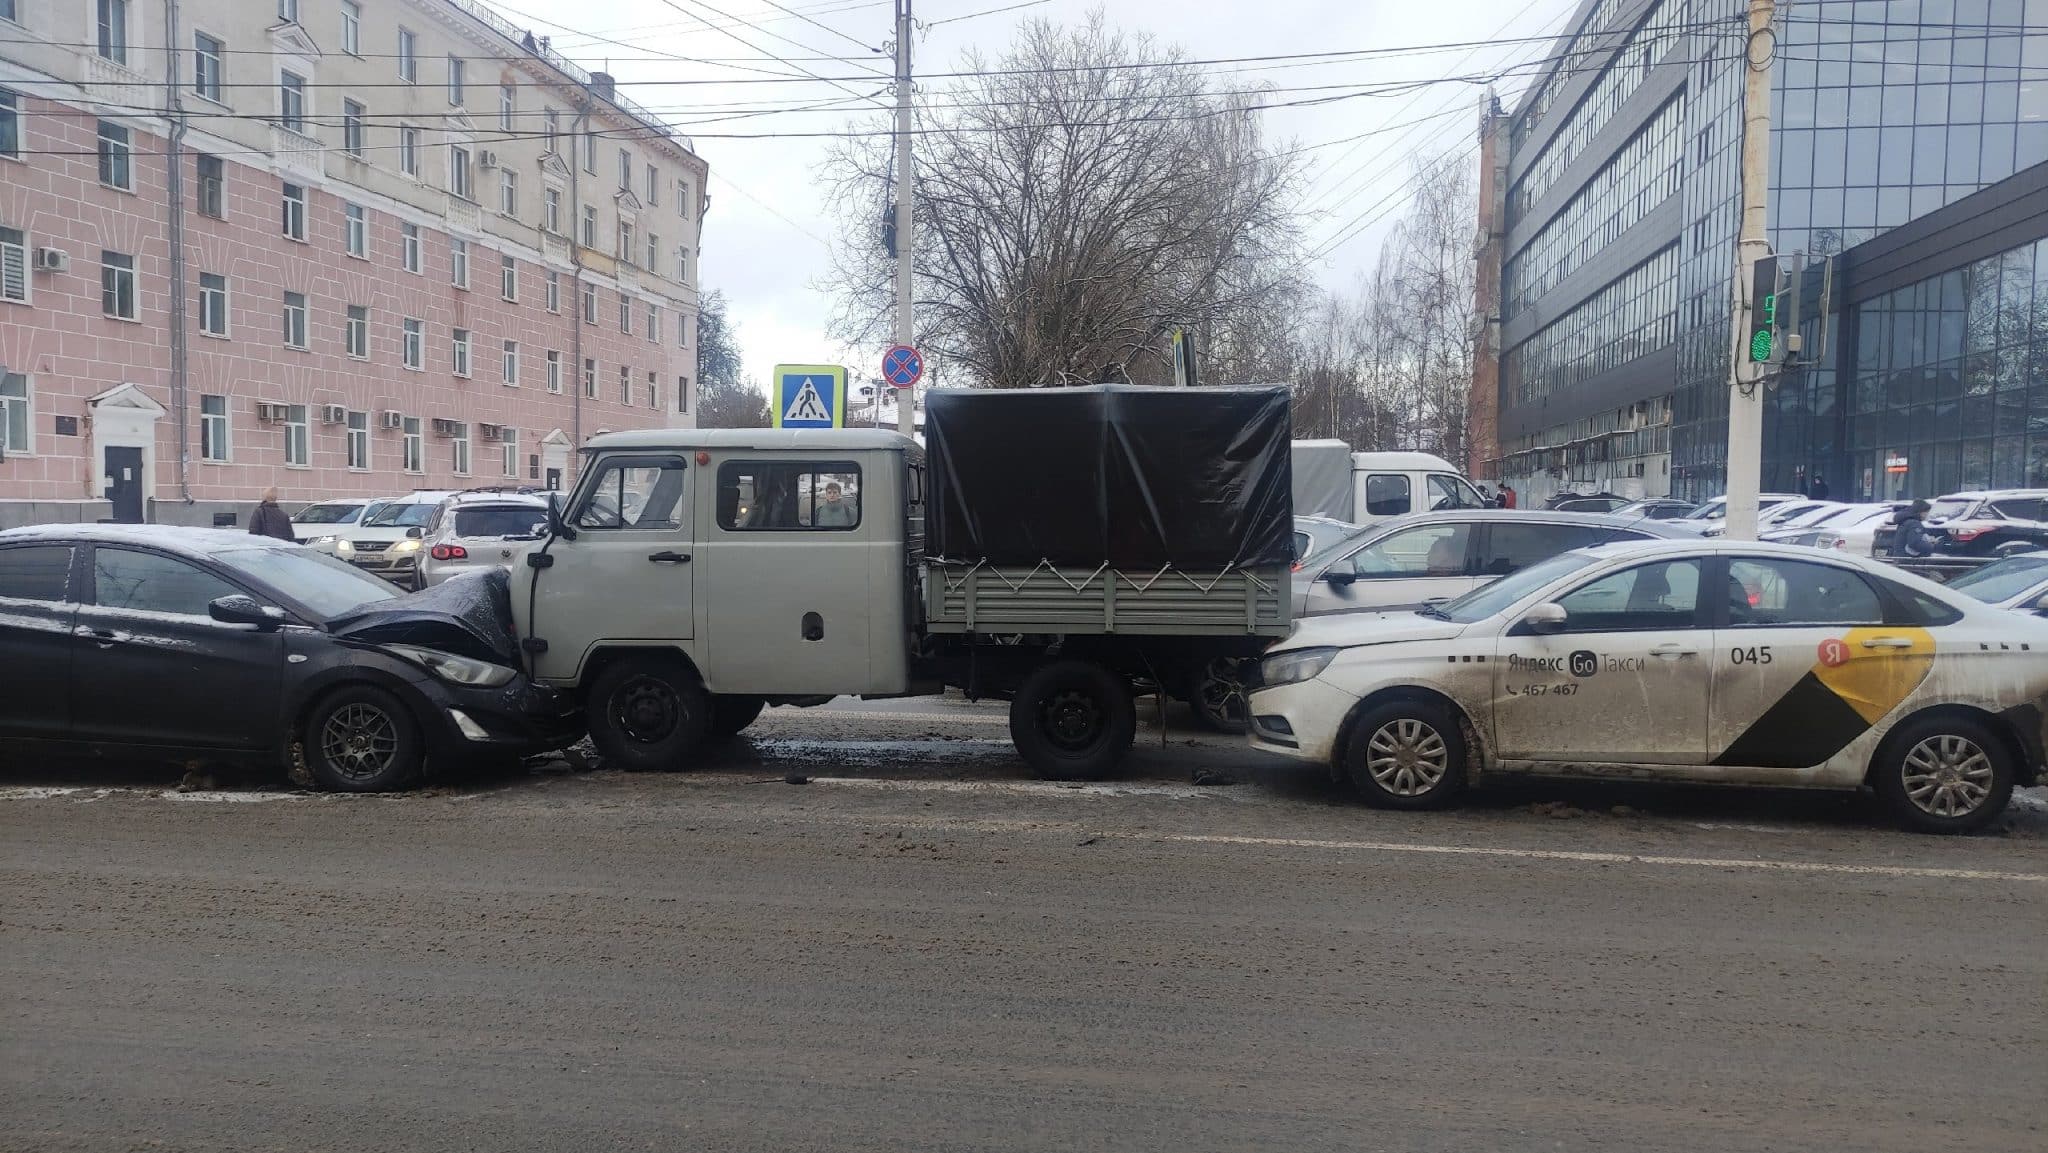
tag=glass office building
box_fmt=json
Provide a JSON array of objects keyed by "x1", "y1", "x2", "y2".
[{"x1": 1484, "y1": 0, "x2": 2048, "y2": 503}]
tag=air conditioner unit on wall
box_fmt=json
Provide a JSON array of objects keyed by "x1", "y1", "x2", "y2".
[
  {"x1": 478, "y1": 423, "x2": 503, "y2": 441},
  {"x1": 34, "y1": 247, "x2": 69, "y2": 273},
  {"x1": 432, "y1": 418, "x2": 461, "y2": 437},
  {"x1": 321, "y1": 404, "x2": 347, "y2": 425},
  {"x1": 478, "y1": 150, "x2": 500, "y2": 169},
  {"x1": 381, "y1": 410, "x2": 405, "y2": 429},
  {"x1": 255, "y1": 401, "x2": 286, "y2": 423}
]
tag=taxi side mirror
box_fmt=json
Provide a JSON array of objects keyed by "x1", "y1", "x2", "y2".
[{"x1": 1522, "y1": 602, "x2": 1568, "y2": 633}]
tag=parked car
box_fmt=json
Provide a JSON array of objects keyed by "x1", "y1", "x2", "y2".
[
  {"x1": 0, "y1": 524, "x2": 579, "y2": 790},
  {"x1": 1692, "y1": 497, "x2": 1836, "y2": 537},
  {"x1": 1611, "y1": 497, "x2": 1699, "y2": 521},
  {"x1": 1250, "y1": 537, "x2": 2048, "y2": 834},
  {"x1": 1672, "y1": 493, "x2": 1805, "y2": 531},
  {"x1": 1940, "y1": 551, "x2": 2048, "y2": 616},
  {"x1": 292, "y1": 498, "x2": 387, "y2": 556},
  {"x1": 417, "y1": 492, "x2": 553, "y2": 588},
  {"x1": 1291, "y1": 509, "x2": 1693, "y2": 617},
  {"x1": 1762, "y1": 502, "x2": 1900, "y2": 553},
  {"x1": 1292, "y1": 515, "x2": 1359, "y2": 566},
  {"x1": 1918, "y1": 490, "x2": 2048, "y2": 557},
  {"x1": 1542, "y1": 492, "x2": 1631, "y2": 513},
  {"x1": 335, "y1": 491, "x2": 458, "y2": 590}
]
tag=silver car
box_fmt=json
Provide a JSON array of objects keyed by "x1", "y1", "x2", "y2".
[
  {"x1": 1941, "y1": 551, "x2": 2048, "y2": 616},
  {"x1": 291, "y1": 498, "x2": 385, "y2": 556},
  {"x1": 416, "y1": 493, "x2": 552, "y2": 587}
]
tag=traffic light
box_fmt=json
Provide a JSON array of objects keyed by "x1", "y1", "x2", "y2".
[{"x1": 1747, "y1": 256, "x2": 1783, "y2": 364}]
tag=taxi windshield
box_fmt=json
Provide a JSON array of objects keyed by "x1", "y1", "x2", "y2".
[{"x1": 1436, "y1": 551, "x2": 1599, "y2": 623}]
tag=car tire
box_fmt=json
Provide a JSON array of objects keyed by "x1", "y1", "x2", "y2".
[
  {"x1": 1341, "y1": 698, "x2": 1468, "y2": 810},
  {"x1": 707, "y1": 695, "x2": 767, "y2": 742},
  {"x1": 586, "y1": 657, "x2": 711, "y2": 772},
  {"x1": 301, "y1": 684, "x2": 425, "y2": 792},
  {"x1": 1186, "y1": 657, "x2": 1253, "y2": 735},
  {"x1": 1009, "y1": 660, "x2": 1136, "y2": 781},
  {"x1": 1872, "y1": 712, "x2": 2014, "y2": 835}
]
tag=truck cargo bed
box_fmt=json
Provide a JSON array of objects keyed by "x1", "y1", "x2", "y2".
[{"x1": 922, "y1": 562, "x2": 1291, "y2": 637}]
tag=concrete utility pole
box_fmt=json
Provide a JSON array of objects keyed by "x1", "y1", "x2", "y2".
[
  {"x1": 893, "y1": 0, "x2": 916, "y2": 436},
  {"x1": 1723, "y1": 0, "x2": 1777, "y2": 541}
]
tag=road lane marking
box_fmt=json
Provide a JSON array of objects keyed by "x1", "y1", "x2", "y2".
[{"x1": 803, "y1": 776, "x2": 1246, "y2": 801}]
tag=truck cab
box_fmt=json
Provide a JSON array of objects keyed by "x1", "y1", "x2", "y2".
[{"x1": 1292, "y1": 443, "x2": 1489, "y2": 526}]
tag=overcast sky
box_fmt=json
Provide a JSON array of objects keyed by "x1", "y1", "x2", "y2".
[{"x1": 505, "y1": 0, "x2": 1582, "y2": 392}]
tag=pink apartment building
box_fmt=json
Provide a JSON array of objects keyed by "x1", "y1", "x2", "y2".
[{"x1": 0, "y1": 0, "x2": 707, "y2": 527}]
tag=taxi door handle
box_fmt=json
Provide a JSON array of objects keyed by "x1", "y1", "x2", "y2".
[
  {"x1": 1649, "y1": 643, "x2": 1696, "y2": 659},
  {"x1": 1861, "y1": 636, "x2": 1915, "y2": 649}
]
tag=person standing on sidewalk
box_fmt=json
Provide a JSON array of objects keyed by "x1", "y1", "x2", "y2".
[{"x1": 248, "y1": 487, "x2": 296, "y2": 542}]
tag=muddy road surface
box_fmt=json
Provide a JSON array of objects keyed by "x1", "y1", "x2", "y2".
[{"x1": 3, "y1": 700, "x2": 2045, "y2": 1152}]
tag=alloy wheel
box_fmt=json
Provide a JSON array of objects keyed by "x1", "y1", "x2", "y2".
[{"x1": 319, "y1": 703, "x2": 401, "y2": 782}]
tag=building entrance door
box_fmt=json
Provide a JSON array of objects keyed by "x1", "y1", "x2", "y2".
[{"x1": 103, "y1": 447, "x2": 144, "y2": 523}]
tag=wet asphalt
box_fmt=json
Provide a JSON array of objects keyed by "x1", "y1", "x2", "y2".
[{"x1": 2, "y1": 697, "x2": 2044, "y2": 1152}]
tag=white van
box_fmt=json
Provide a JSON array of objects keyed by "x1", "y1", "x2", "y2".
[{"x1": 1292, "y1": 442, "x2": 1490, "y2": 526}]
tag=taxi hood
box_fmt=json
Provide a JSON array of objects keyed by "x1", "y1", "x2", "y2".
[{"x1": 1279, "y1": 609, "x2": 1471, "y2": 652}]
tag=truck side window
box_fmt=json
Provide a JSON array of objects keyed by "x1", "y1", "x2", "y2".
[
  {"x1": 1429, "y1": 473, "x2": 1482, "y2": 510},
  {"x1": 575, "y1": 458, "x2": 688, "y2": 530},
  {"x1": 717, "y1": 461, "x2": 862, "y2": 531},
  {"x1": 1364, "y1": 474, "x2": 1410, "y2": 517}
]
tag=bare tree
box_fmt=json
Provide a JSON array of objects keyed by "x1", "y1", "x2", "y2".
[
  {"x1": 695, "y1": 290, "x2": 770, "y2": 428},
  {"x1": 824, "y1": 14, "x2": 1306, "y2": 388}
]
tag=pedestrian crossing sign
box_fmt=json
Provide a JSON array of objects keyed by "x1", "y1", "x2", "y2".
[{"x1": 770, "y1": 364, "x2": 848, "y2": 429}]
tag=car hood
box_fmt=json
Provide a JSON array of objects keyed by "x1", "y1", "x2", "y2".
[
  {"x1": 1278, "y1": 609, "x2": 1470, "y2": 652},
  {"x1": 327, "y1": 569, "x2": 519, "y2": 665}
]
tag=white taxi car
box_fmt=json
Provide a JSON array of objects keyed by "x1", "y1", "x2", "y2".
[{"x1": 1249, "y1": 538, "x2": 2048, "y2": 834}]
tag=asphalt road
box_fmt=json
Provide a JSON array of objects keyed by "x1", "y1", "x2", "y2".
[{"x1": 3, "y1": 700, "x2": 2045, "y2": 1152}]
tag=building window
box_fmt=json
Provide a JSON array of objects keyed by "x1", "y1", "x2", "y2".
[
  {"x1": 582, "y1": 283, "x2": 596, "y2": 324},
  {"x1": 2, "y1": 371, "x2": 32, "y2": 455},
  {"x1": 342, "y1": 99, "x2": 365, "y2": 157},
  {"x1": 200, "y1": 394, "x2": 229, "y2": 461},
  {"x1": 101, "y1": 250, "x2": 136, "y2": 319},
  {"x1": 499, "y1": 169, "x2": 518, "y2": 216},
  {"x1": 193, "y1": 34, "x2": 223, "y2": 102},
  {"x1": 543, "y1": 187, "x2": 561, "y2": 233},
  {"x1": 400, "y1": 222, "x2": 421, "y2": 272},
  {"x1": 677, "y1": 375, "x2": 690, "y2": 414},
  {"x1": 346, "y1": 410, "x2": 369, "y2": 469},
  {"x1": 619, "y1": 366, "x2": 632, "y2": 405},
  {"x1": 96, "y1": 0, "x2": 127, "y2": 66},
  {"x1": 545, "y1": 270, "x2": 560, "y2": 313},
  {"x1": 619, "y1": 295, "x2": 631, "y2": 334},
  {"x1": 402, "y1": 316, "x2": 423, "y2": 368},
  {"x1": 648, "y1": 371, "x2": 660, "y2": 409},
  {"x1": 501, "y1": 427, "x2": 519, "y2": 477},
  {"x1": 617, "y1": 148, "x2": 631, "y2": 191},
  {"x1": 647, "y1": 232, "x2": 659, "y2": 275},
  {"x1": 581, "y1": 205, "x2": 597, "y2": 248},
  {"x1": 2, "y1": 225, "x2": 28, "y2": 303},
  {"x1": 677, "y1": 246, "x2": 690, "y2": 283},
  {"x1": 647, "y1": 302, "x2": 658, "y2": 343},
  {"x1": 281, "y1": 182, "x2": 306, "y2": 241},
  {"x1": 0, "y1": 90, "x2": 17, "y2": 160},
  {"x1": 277, "y1": 0, "x2": 298, "y2": 23},
  {"x1": 282, "y1": 291, "x2": 308, "y2": 350},
  {"x1": 449, "y1": 144, "x2": 473, "y2": 201},
  {"x1": 582, "y1": 357, "x2": 596, "y2": 399},
  {"x1": 502, "y1": 340, "x2": 519, "y2": 385},
  {"x1": 451, "y1": 424, "x2": 471, "y2": 475},
  {"x1": 96, "y1": 120, "x2": 131, "y2": 190},
  {"x1": 546, "y1": 350, "x2": 563, "y2": 393},
  {"x1": 345, "y1": 304, "x2": 369, "y2": 359},
  {"x1": 198, "y1": 272, "x2": 227, "y2": 336},
  {"x1": 397, "y1": 28, "x2": 416, "y2": 83},
  {"x1": 449, "y1": 237, "x2": 469, "y2": 288},
  {"x1": 452, "y1": 328, "x2": 472, "y2": 377},
  {"x1": 344, "y1": 202, "x2": 367, "y2": 257},
  {"x1": 677, "y1": 310, "x2": 687, "y2": 347},
  {"x1": 544, "y1": 107, "x2": 560, "y2": 152},
  {"x1": 582, "y1": 130, "x2": 596, "y2": 173},
  {"x1": 616, "y1": 221, "x2": 633, "y2": 264},
  {"x1": 196, "y1": 154, "x2": 223, "y2": 217},
  {"x1": 500, "y1": 254, "x2": 517, "y2": 301},
  {"x1": 340, "y1": 1, "x2": 361, "y2": 56},
  {"x1": 403, "y1": 416, "x2": 422, "y2": 472},
  {"x1": 447, "y1": 57, "x2": 465, "y2": 107},
  {"x1": 278, "y1": 71, "x2": 306, "y2": 133},
  {"x1": 400, "y1": 126, "x2": 419, "y2": 177},
  {"x1": 499, "y1": 84, "x2": 514, "y2": 132},
  {"x1": 284, "y1": 404, "x2": 309, "y2": 467},
  {"x1": 646, "y1": 164, "x2": 658, "y2": 206},
  {"x1": 677, "y1": 178, "x2": 689, "y2": 218}
]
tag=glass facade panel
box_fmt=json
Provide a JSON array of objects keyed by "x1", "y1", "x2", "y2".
[{"x1": 1502, "y1": 246, "x2": 1679, "y2": 407}]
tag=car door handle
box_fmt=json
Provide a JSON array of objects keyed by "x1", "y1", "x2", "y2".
[
  {"x1": 1861, "y1": 636, "x2": 1915, "y2": 649},
  {"x1": 73, "y1": 625, "x2": 125, "y2": 645},
  {"x1": 1649, "y1": 643, "x2": 1697, "y2": 659},
  {"x1": 647, "y1": 551, "x2": 691, "y2": 565}
]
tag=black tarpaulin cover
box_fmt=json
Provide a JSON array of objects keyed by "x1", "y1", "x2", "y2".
[
  {"x1": 328, "y1": 568, "x2": 520, "y2": 665},
  {"x1": 923, "y1": 384, "x2": 1293, "y2": 568}
]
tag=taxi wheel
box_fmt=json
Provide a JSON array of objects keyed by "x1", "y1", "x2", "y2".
[
  {"x1": 586, "y1": 657, "x2": 711, "y2": 772},
  {"x1": 1341, "y1": 699, "x2": 1468, "y2": 810},
  {"x1": 1873, "y1": 713, "x2": 2014, "y2": 835}
]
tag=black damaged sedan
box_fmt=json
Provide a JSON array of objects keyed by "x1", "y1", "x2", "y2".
[{"x1": 0, "y1": 525, "x2": 580, "y2": 790}]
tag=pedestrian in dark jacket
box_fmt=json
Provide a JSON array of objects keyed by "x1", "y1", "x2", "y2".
[
  {"x1": 1808, "y1": 474, "x2": 1830, "y2": 500},
  {"x1": 1890, "y1": 499, "x2": 1932, "y2": 558},
  {"x1": 249, "y1": 487, "x2": 296, "y2": 542}
]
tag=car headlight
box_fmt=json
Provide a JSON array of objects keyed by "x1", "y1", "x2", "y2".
[
  {"x1": 306, "y1": 535, "x2": 338, "y2": 547},
  {"x1": 380, "y1": 644, "x2": 518, "y2": 688},
  {"x1": 1260, "y1": 646, "x2": 1339, "y2": 688},
  {"x1": 392, "y1": 539, "x2": 422, "y2": 554},
  {"x1": 335, "y1": 539, "x2": 355, "y2": 555}
]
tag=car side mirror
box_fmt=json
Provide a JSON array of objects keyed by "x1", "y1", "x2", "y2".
[
  {"x1": 209, "y1": 594, "x2": 285, "y2": 630},
  {"x1": 1324, "y1": 569, "x2": 1357, "y2": 587},
  {"x1": 1522, "y1": 602, "x2": 1568, "y2": 633},
  {"x1": 406, "y1": 526, "x2": 424, "y2": 539}
]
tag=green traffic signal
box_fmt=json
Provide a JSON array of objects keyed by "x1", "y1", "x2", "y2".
[{"x1": 1749, "y1": 329, "x2": 1774, "y2": 362}]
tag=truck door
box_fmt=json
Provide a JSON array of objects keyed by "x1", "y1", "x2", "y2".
[
  {"x1": 701, "y1": 457, "x2": 877, "y2": 695},
  {"x1": 532, "y1": 454, "x2": 694, "y2": 681}
]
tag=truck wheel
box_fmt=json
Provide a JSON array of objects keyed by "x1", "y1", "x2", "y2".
[
  {"x1": 1187, "y1": 657, "x2": 1252, "y2": 735},
  {"x1": 1341, "y1": 699, "x2": 1467, "y2": 810},
  {"x1": 301, "y1": 685, "x2": 425, "y2": 792},
  {"x1": 707, "y1": 695, "x2": 767, "y2": 742},
  {"x1": 1872, "y1": 713, "x2": 2014, "y2": 834},
  {"x1": 586, "y1": 657, "x2": 711, "y2": 772},
  {"x1": 1010, "y1": 661, "x2": 1136, "y2": 781}
]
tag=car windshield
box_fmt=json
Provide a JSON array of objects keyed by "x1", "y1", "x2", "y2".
[
  {"x1": 1927, "y1": 498, "x2": 1975, "y2": 521},
  {"x1": 293, "y1": 503, "x2": 362, "y2": 525},
  {"x1": 455, "y1": 506, "x2": 547, "y2": 538},
  {"x1": 364, "y1": 501, "x2": 439, "y2": 528},
  {"x1": 1944, "y1": 554, "x2": 2048, "y2": 603},
  {"x1": 1435, "y1": 551, "x2": 1601, "y2": 623},
  {"x1": 212, "y1": 547, "x2": 401, "y2": 619}
]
